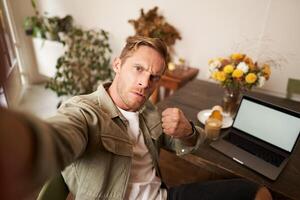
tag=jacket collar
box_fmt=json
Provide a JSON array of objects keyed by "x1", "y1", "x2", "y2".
[
  {"x1": 96, "y1": 82, "x2": 161, "y2": 139},
  {"x1": 97, "y1": 82, "x2": 123, "y2": 119}
]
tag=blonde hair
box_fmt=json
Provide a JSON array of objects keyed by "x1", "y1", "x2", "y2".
[{"x1": 119, "y1": 36, "x2": 168, "y2": 68}]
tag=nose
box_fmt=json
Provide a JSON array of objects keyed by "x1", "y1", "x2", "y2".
[{"x1": 138, "y1": 74, "x2": 150, "y2": 89}]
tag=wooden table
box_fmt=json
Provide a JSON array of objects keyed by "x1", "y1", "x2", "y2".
[
  {"x1": 157, "y1": 79, "x2": 300, "y2": 200},
  {"x1": 151, "y1": 67, "x2": 199, "y2": 104}
]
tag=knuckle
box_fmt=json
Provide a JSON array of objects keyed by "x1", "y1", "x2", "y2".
[
  {"x1": 162, "y1": 109, "x2": 169, "y2": 115},
  {"x1": 174, "y1": 120, "x2": 179, "y2": 127},
  {"x1": 173, "y1": 114, "x2": 179, "y2": 120},
  {"x1": 173, "y1": 115, "x2": 178, "y2": 121}
]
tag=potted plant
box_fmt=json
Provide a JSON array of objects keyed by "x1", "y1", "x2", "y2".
[
  {"x1": 208, "y1": 53, "x2": 272, "y2": 116},
  {"x1": 23, "y1": 0, "x2": 73, "y2": 41},
  {"x1": 24, "y1": 0, "x2": 113, "y2": 98},
  {"x1": 128, "y1": 6, "x2": 181, "y2": 62},
  {"x1": 45, "y1": 28, "x2": 113, "y2": 97},
  {"x1": 24, "y1": 0, "x2": 74, "y2": 78}
]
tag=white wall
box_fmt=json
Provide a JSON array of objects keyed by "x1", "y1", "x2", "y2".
[
  {"x1": 257, "y1": 0, "x2": 300, "y2": 96},
  {"x1": 12, "y1": 0, "x2": 300, "y2": 97}
]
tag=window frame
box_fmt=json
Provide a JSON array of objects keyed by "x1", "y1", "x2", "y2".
[{"x1": 0, "y1": 5, "x2": 17, "y2": 78}]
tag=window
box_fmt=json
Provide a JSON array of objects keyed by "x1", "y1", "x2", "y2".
[
  {"x1": 0, "y1": 5, "x2": 17, "y2": 76},
  {"x1": 0, "y1": 2, "x2": 19, "y2": 107}
]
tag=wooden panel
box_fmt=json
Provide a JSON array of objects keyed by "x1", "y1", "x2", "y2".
[{"x1": 159, "y1": 148, "x2": 237, "y2": 187}]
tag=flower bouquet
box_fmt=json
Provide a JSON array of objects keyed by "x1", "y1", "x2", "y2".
[{"x1": 208, "y1": 53, "x2": 271, "y2": 116}]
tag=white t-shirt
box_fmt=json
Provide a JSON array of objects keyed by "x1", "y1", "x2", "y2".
[{"x1": 117, "y1": 107, "x2": 167, "y2": 200}]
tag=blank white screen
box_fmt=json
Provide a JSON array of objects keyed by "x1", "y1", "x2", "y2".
[{"x1": 233, "y1": 99, "x2": 300, "y2": 152}]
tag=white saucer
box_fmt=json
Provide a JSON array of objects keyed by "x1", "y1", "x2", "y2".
[{"x1": 197, "y1": 109, "x2": 233, "y2": 129}]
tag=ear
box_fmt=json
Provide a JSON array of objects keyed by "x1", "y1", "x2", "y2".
[{"x1": 112, "y1": 58, "x2": 122, "y2": 74}]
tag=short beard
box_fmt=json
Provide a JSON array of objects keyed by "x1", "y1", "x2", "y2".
[
  {"x1": 116, "y1": 81, "x2": 144, "y2": 111},
  {"x1": 116, "y1": 81, "x2": 130, "y2": 108}
]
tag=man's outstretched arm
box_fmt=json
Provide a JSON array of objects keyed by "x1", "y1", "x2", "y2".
[
  {"x1": 0, "y1": 97, "x2": 95, "y2": 199},
  {"x1": 0, "y1": 108, "x2": 35, "y2": 200}
]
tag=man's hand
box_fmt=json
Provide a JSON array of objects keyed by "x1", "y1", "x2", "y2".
[
  {"x1": 162, "y1": 108, "x2": 193, "y2": 138},
  {"x1": 0, "y1": 108, "x2": 34, "y2": 200}
]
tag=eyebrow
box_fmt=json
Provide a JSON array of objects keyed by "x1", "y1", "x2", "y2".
[{"x1": 133, "y1": 63, "x2": 163, "y2": 76}]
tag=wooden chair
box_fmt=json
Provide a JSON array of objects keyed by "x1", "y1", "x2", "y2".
[
  {"x1": 286, "y1": 78, "x2": 300, "y2": 100},
  {"x1": 37, "y1": 173, "x2": 69, "y2": 200},
  {"x1": 151, "y1": 67, "x2": 199, "y2": 104}
]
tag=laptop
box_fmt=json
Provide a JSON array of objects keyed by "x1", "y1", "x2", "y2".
[{"x1": 210, "y1": 95, "x2": 300, "y2": 180}]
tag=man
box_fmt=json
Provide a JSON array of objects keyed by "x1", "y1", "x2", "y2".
[{"x1": 0, "y1": 36, "x2": 271, "y2": 200}]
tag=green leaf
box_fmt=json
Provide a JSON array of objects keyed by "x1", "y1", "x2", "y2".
[{"x1": 31, "y1": 0, "x2": 37, "y2": 9}]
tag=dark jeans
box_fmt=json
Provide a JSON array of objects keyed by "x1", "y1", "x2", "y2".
[{"x1": 167, "y1": 178, "x2": 259, "y2": 200}]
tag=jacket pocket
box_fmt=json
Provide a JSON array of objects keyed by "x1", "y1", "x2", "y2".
[{"x1": 100, "y1": 134, "x2": 133, "y2": 157}]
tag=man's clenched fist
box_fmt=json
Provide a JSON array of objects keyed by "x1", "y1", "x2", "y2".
[{"x1": 161, "y1": 108, "x2": 193, "y2": 138}]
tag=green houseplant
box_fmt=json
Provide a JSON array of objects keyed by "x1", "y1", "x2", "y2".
[
  {"x1": 24, "y1": 0, "x2": 73, "y2": 41},
  {"x1": 24, "y1": 0, "x2": 113, "y2": 97},
  {"x1": 46, "y1": 28, "x2": 113, "y2": 96}
]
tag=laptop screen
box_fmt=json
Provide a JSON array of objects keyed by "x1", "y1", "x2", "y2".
[{"x1": 233, "y1": 98, "x2": 300, "y2": 152}]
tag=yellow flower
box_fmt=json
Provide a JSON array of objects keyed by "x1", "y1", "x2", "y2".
[
  {"x1": 232, "y1": 69, "x2": 244, "y2": 78},
  {"x1": 223, "y1": 64, "x2": 234, "y2": 74},
  {"x1": 209, "y1": 54, "x2": 271, "y2": 90},
  {"x1": 216, "y1": 71, "x2": 226, "y2": 81},
  {"x1": 231, "y1": 53, "x2": 245, "y2": 60},
  {"x1": 245, "y1": 73, "x2": 257, "y2": 84},
  {"x1": 211, "y1": 71, "x2": 218, "y2": 80}
]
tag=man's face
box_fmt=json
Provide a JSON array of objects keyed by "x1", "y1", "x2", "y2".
[{"x1": 111, "y1": 46, "x2": 165, "y2": 111}]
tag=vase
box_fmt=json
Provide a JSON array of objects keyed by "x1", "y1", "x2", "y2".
[{"x1": 222, "y1": 88, "x2": 241, "y2": 117}]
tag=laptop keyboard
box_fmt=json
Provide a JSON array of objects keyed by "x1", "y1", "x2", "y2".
[{"x1": 224, "y1": 132, "x2": 285, "y2": 167}]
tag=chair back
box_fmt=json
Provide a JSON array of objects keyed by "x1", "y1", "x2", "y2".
[
  {"x1": 286, "y1": 78, "x2": 300, "y2": 100},
  {"x1": 37, "y1": 173, "x2": 69, "y2": 200}
]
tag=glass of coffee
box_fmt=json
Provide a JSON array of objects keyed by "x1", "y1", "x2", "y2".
[{"x1": 205, "y1": 118, "x2": 222, "y2": 140}]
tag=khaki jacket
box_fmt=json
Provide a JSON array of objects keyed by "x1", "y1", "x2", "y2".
[{"x1": 27, "y1": 83, "x2": 205, "y2": 200}]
